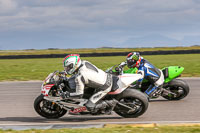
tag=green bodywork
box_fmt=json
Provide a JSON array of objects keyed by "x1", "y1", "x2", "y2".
[
  {"x1": 123, "y1": 67, "x2": 138, "y2": 74},
  {"x1": 162, "y1": 66, "x2": 184, "y2": 83},
  {"x1": 121, "y1": 66, "x2": 184, "y2": 83}
]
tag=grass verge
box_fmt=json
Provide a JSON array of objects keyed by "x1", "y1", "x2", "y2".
[{"x1": 0, "y1": 54, "x2": 199, "y2": 81}]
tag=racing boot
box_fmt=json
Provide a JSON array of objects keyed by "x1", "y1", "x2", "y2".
[
  {"x1": 85, "y1": 99, "x2": 118, "y2": 114},
  {"x1": 145, "y1": 85, "x2": 158, "y2": 98},
  {"x1": 96, "y1": 99, "x2": 118, "y2": 113}
]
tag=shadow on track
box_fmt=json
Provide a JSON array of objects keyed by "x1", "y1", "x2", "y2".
[
  {"x1": 0, "y1": 116, "x2": 121, "y2": 123},
  {"x1": 149, "y1": 99, "x2": 171, "y2": 102}
]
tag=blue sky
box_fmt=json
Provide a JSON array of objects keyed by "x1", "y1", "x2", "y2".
[{"x1": 0, "y1": 0, "x2": 200, "y2": 50}]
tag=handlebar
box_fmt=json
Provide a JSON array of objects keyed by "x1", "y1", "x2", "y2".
[{"x1": 105, "y1": 64, "x2": 124, "y2": 75}]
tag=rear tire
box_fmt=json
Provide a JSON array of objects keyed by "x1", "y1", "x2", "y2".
[
  {"x1": 162, "y1": 79, "x2": 190, "y2": 100},
  {"x1": 114, "y1": 89, "x2": 148, "y2": 118},
  {"x1": 34, "y1": 94, "x2": 67, "y2": 119}
]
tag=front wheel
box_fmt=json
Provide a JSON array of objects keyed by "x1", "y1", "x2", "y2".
[
  {"x1": 162, "y1": 79, "x2": 190, "y2": 100},
  {"x1": 114, "y1": 89, "x2": 148, "y2": 118},
  {"x1": 34, "y1": 94, "x2": 67, "y2": 119}
]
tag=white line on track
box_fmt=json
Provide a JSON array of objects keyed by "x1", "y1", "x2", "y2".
[{"x1": 1, "y1": 121, "x2": 200, "y2": 126}]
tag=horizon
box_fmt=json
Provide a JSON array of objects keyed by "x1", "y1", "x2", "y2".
[{"x1": 0, "y1": 45, "x2": 200, "y2": 51}]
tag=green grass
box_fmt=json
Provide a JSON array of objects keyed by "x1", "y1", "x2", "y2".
[
  {"x1": 0, "y1": 54, "x2": 199, "y2": 81},
  {"x1": 0, "y1": 46, "x2": 200, "y2": 56},
  {"x1": 1, "y1": 126, "x2": 200, "y2": 133}
]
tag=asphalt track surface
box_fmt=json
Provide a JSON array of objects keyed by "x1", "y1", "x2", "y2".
[{"x1": 0, "y1": 78, "x2": 199, "y2": 129}]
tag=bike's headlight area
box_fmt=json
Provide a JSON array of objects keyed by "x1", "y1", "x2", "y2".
[{"x1": 41, "y1": 80, "x2": 48, "y2": 90}]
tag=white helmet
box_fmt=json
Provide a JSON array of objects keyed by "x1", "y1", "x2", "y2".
[{"x1": 63, "y1": 54, "x2": 82, "y2": 75}]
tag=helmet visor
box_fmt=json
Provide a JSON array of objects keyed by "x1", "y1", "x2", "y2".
[
  {"x1": 64, "y1": 63, "x2": 74, "y2": 73},
  {"x1": 127, "y1": 59, "x2": 137, "y2": 68}
]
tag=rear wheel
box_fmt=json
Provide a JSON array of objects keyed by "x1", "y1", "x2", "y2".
[
  {"x1": 162, "y1": 79, "x2": 190, "y2": 100},
  {"x1": 34, "y1": 94, "x2": 67, "y2": 119},
  {"x1": 114, "y1": 89, "x2": 148, "y2": 118}
]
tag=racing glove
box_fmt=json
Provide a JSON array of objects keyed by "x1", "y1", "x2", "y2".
[
  {"x1": 60, "y1": 91, "x2": 70, "y2": 99},
  {"x1": 58, "y1": 83, "x2": 70, "y2": 99},
  {"x1": 119, "y1": 61, "x2": 127, "y2": 68},
  {"x1": 115, "y1": 61, "x2": 127, "y2": 73}
]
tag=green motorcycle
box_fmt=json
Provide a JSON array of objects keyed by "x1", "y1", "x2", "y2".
[{"x1": 106, "y1": 65, "x2": 190, "y2": 100}]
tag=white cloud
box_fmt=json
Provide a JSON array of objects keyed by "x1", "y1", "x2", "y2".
[
  {"x1": 0, "y1": 0, "x2": 200, "y2": 48},
  {"x1": 1, "y1": 0, "x2": 200, "y2": 32},
  {"x1": 0, "y1": 0, "x2": 17, "y2": 14}
]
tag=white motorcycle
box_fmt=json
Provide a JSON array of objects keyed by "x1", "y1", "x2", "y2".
[{"x1": 34, "y1": 71, "x2": 149, "y2": 118}]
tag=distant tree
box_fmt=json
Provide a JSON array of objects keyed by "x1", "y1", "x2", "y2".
[{"x1": 47, "y1": 48, "x2": 59, "y2": 50}]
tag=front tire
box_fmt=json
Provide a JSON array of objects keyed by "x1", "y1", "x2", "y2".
[
  {"x1": 34, "y1": 94, "x2": 67, "y2": 119},
  {"x1": 114, "y1": 89, "x2": 148, "y2": 118},
  {"x1": 162, "y1": 79, "x2": 190, "y2": 100}
]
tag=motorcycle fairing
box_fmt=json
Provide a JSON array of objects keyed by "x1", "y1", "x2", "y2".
[
  {"x1": 162, "y1": 66, "x2": 184, "y2": 83},
  {"x1": 121, "y1": 66, "x2": 184, "y2": 84},
  {"x1": 41, "y1": 84, "x2": 55, "y2": 96},
  {"x1": 108, "y1": 74, "x2": 142, "y2": 95},
  {"x1": 69, "y1": 106, "x2": 87, "y2": 113}
]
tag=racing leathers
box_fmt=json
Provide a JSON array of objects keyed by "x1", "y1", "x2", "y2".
[
  {"x1": 66, "y1": 60, "x2": 116, "y2": 112},
  {"x1": 120, "y1": 57, "x2": 164, "y2": 97}
]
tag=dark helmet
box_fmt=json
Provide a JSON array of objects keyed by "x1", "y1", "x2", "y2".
[{"x1": 126, "y1": 52, "x2": 141, "y2": 68}]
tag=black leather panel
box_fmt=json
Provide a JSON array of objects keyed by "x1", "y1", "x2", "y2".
[
  {"x1": 111, "y1": 75, "x2": 119, "y2": 92},
  {"x1": 162, "y1": 68, "x2": 169, "y2": 78},
  {"x1": 85, "y1": 62, "x2": 98, "y2": 73}
]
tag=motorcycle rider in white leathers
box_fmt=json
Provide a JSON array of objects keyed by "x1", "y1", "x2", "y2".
[{"x1": 62, "y1": 54, "x2": 117, "y2": 113}]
